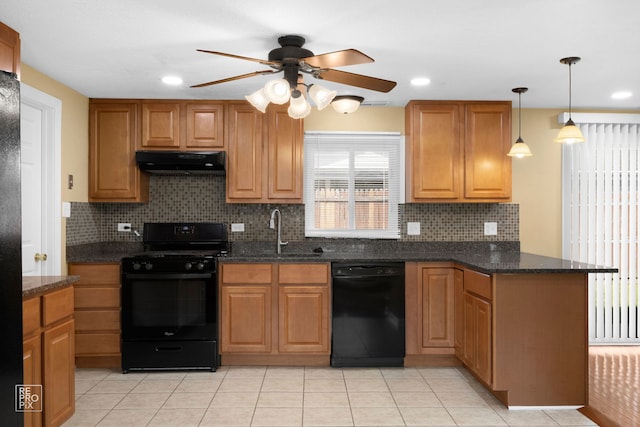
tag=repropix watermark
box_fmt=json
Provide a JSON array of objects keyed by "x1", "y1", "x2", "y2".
[{"x1": 15, "y1": 385, "x2": 42, "y2": 412}]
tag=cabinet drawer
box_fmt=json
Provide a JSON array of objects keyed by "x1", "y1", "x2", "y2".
[
  {"x1": 278, "y1": 263, "x2": 329, "y2": 285},
  {"x1": 42, "y1": 286, "x2": 74, "y2": 326},
  {"x1": 75, "y1": 310, "x2": 120, "y2": 331},
  {"x1": 222, "y1": 263, "x2": 273, "y2": 284},
  {"x1": 69, "y1": 263, "x2": 120, "y2": 285},
  {"x1": 75, "y1": 333, "x2": 120, "y2": 354},
  {"x1": 23, "y1": 297, "x2": 41, "y2": 337},
  {"x1": 464, "y1": 270, "x2": 492, "y2": 300},
  {"x1": 74, "y1": 287, "x2": 120, "y2": 308}
]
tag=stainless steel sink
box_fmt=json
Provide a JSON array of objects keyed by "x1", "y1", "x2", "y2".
[{"x1": 276, "y1": 252, "x2": 322, "y2": 258}]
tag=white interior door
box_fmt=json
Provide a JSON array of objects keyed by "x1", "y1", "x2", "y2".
[
  {"x1": 20, "y1": 83, "x2": 62, "y2": 276},
  {"x1": 21, "y1": 102, "x2": 44, "y2": 275}
]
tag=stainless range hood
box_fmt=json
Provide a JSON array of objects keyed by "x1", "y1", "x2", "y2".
[{"x1": 135, "y1": 151, "x2": 225, "y2": 175}]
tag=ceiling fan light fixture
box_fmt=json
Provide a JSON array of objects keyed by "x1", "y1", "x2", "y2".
[
  {"x1": 555, "y1": 56, "x2": 585, "y2": 144},
  {"x1": 245, "y1": 88, "x2": 270, "y2": 113},
  {"x1": 308, "y1": 84, "x2": 337, "y2": 110},
  {"x1": 287, "y1": 91, "x2": 312, "y2": 119},
  {"x1": 263, "y1": 78, "x2": 291, "y2": 104},
  {"x1": 331, "y1": 95, "x2": 364, "y2": 114}
]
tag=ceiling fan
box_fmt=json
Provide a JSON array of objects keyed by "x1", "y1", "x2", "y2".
[{"x1": 190, "y1": 34, "x2": 397, "y2": 94}]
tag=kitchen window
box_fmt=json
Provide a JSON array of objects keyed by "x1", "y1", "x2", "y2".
[{"x1": 304, "y1": 131, "x2": 402, "y2": 239}]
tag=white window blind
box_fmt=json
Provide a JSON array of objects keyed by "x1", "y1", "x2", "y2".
[
  {"x1": 304, "y1": 132, "x2": 402, "y2": 239},
  {"x1": 562, "y1": 114, "x2": 640, "y2": 343}
]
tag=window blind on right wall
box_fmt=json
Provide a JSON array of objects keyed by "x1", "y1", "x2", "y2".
[{"x1": 562, "y1": 114, "x2": 640, "y2": 343}]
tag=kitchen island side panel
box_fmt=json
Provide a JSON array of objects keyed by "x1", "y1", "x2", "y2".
[{"x1": 492, "y1": 273, "x2": 588, "y2": 407}]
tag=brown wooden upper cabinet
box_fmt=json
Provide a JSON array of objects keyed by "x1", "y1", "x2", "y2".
[
  {"x1": 405, "y1": 100, "x2": 512, "y2": 202},
  {"x1": 226, "y1": 102, "x2": 303, "y2": 204},
  {"x1": 89, "y1": 100, "x2": 149, "y2": 202},
  {"x1": 0, "y1": 21, "x2": 20, "y2": 78},
  {"x1": 141, "y1": 101, "x2": 225, "y2": 150}
]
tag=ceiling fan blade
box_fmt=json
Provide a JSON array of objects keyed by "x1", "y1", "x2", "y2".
[
  {"x1": 196, "y1": 49, "x2": 281, "y2": 67},
  {"x1": 316, "y1": 69, "x2": 397, "y2": 93},
  {"x1": 304, "y1": 49, "x2": 374, "y2": 68},
  {"x1": 190, "y1": 70, "x2": 280, "y2": 88}
]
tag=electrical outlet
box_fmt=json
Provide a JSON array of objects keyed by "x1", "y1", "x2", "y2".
[
  {"x1": 407, "y1": 222, "x2": 421, "y2": 235},
  {"x1": 117, "y1": 223, "x2": 132, "y2": 232},
  {"x1": 231, "y1": 223, "x2": 245, "y2": 232},
  {"x1": 484, "y1": 222, "x2": 498, "y2": 236}
]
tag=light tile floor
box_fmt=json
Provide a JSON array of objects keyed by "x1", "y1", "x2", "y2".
[{"x1": 63, "y1": 366, "x2": 597, "y2": 427}]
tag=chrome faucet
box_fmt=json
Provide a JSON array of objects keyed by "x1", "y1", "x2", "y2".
[{"x1": 269, "y1": 208, "x2": 288, "y2": 254}]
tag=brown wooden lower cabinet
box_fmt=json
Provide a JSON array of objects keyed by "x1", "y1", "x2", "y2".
[
  {"x1": 68, "y1": 263, "x2": 121, "y2": 368},
  {"x1": 405, "y1": 262, "x2": 459, "y2": 366},
  {"x1": 219, "y1": 262, "x2": 330, "y2": 365},
  {"x1": 23, "y1": 285, "x2": 75, "y2": 427}
]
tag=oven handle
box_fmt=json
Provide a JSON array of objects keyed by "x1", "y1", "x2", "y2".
[
  {"x1": 123, "y1": 273, "x2": 214, "y2": 280},
  {"x1": 155, "y1": 346, "x2": 183, "y2": 353}
]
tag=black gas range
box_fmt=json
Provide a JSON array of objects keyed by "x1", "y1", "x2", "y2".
[{"x1": 120, "y1": 222, "x2": 228, "y2": 373}]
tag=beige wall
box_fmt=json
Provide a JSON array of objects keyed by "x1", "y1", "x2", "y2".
[{"x1": 21, "y1": 64, "x2": 89, "y2": 273}]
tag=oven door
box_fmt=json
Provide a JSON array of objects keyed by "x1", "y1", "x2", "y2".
[{"x1": 121, "y1": 272, "x2": 216, "y2": 341}]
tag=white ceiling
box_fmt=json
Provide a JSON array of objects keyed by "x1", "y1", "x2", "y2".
[{"x1": 2, "y1": 0, "x2": 639, "y2": 110}]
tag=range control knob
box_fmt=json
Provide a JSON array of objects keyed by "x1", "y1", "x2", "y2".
[
  {"x1": 132, "y1": 262, "x2": 141, "y2": 271},
  {"x1": 145, "y1": 263, "x2": 153, "y2": 271},
  {"x1": 184, "y1": 262, "x2": 193, "y2": 271},
  {"x1": 196, "y1": 262, "x2": 205, "y2": 271}
]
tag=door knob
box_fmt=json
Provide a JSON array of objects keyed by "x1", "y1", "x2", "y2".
[{"x1": 34, "y1": 253, "x2": 48, "y2": 262}]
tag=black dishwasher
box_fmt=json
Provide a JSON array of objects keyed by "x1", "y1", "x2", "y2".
[{"x1": 331, "y1": 262, "x2": 405, "y2": 367}]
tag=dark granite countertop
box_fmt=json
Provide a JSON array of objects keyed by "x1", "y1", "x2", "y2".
[
  {"x1": 66, "y1": 240, "x2": 617, "y2": 274},
  {"x1": 23, "y1": 275, "x2": 80, "y2": 298}
]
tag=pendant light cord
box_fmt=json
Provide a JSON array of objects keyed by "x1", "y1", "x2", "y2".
[
  {"x1": 568, "y1": 62, "x2": 573, "y2": 118},
  {"x1": 518, "y1": 92, "x2": 522, "y2": 139}
]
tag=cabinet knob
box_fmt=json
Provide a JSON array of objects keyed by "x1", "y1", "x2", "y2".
[{"x1": 34, "y1": 253, "x2": 48, "y2": 262}]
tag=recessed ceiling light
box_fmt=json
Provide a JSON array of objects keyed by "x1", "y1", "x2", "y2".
[
  {"x1": 611, "y1": 91, "x2": 632, "y2": 100},
  {"x1": 410, "y1": 77, "x2": 431, "y2": 87},
  {"x1": 162, "y1": 76, "x2": 183, "y2": 85}
]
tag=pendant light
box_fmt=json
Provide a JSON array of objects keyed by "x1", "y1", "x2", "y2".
[
  {"x1": 508, "y1": 87, "x2": 533, "y2": 158},
  {"x1": 554, "y1": 57, "x2": 585, "y2": 144}
]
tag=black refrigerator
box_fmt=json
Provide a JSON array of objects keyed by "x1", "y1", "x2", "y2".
[{"x1": 0, "y1": 70, "x2": 24, "y2": 426}]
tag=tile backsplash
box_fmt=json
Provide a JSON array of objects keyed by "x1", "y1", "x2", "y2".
[{"x1": 66, "y1": 175, "x2": 519, "y2": 246}]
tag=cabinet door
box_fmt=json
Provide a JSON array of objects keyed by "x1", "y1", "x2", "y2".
[
  {"x1": 23, "y1": 334, "x2": 42, "y2": 427},
  {"x1": 0, "y1": 21, "x2": 20, "y2": 78},
  {"x1": 278, "y1": 285, "x2": 329, "y2": 353},
  {"x1": 89, "y1": 102, "x2": 148, "y2": 202},
  {"x1": 43, "y1": 319, "x2": 75, "y2": 427},
  {"x1": 463, "y1": 293, "x2": 492, "y2": 385},
  {"x1": 406, "y1": 102, "x2": 461, "y2": 201},
  {"x1": 420, "y1": 267, "x2": 455, "y2": 348},
  {"x1": 266, "y1": 105, "x2": 303, "y2": 201},
  {"x1": 474, "y1": 297, "x2": 492, "y2": 385},
  {"x1": 453, "y1": 269, "x2": 464, "y2": 358},
  {"x1": 226, "y1": 102, "x2": 264, "y2": 201},
  {"x1": 464, "y1": 102, "x2": 512, "y2": 200},
  {"x1": 220, "y1": 285, "x2": 272, "y2": 353},
  {"x1": 141, "y1": 102, "x2": 181, "y2": 149},
  {"x1": 186, "y1": 103, "x2": 224, "y2": 149}
]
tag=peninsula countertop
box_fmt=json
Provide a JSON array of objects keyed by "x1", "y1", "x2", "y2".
[{"x1": 66, "y1": 241, "x2": 617, "y2": 275}]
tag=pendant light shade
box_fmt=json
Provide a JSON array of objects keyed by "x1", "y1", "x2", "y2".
[
  {"x1": 508, "y1": 87, "x2": 533, "y2": 158},
  {"x1": 287, "y1": 90, "x2": 312, "y2": 119},
  {"x1": 555, "y1": 57, "x2": 585, "y2": 144}
]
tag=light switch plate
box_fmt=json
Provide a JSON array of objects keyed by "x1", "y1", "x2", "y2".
[
  {"x1": 61, "y1": 202, "x2": 71, "y2": 218},
  {"x1": 407, "y1": 222, "x2": 420, "y2": 235},
  {"x1": 484, "y1": 222, "x2": 498, "y2": 236},
  {"x1": 231, "y1": 223, "x2": 245, "y2": 232}
]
